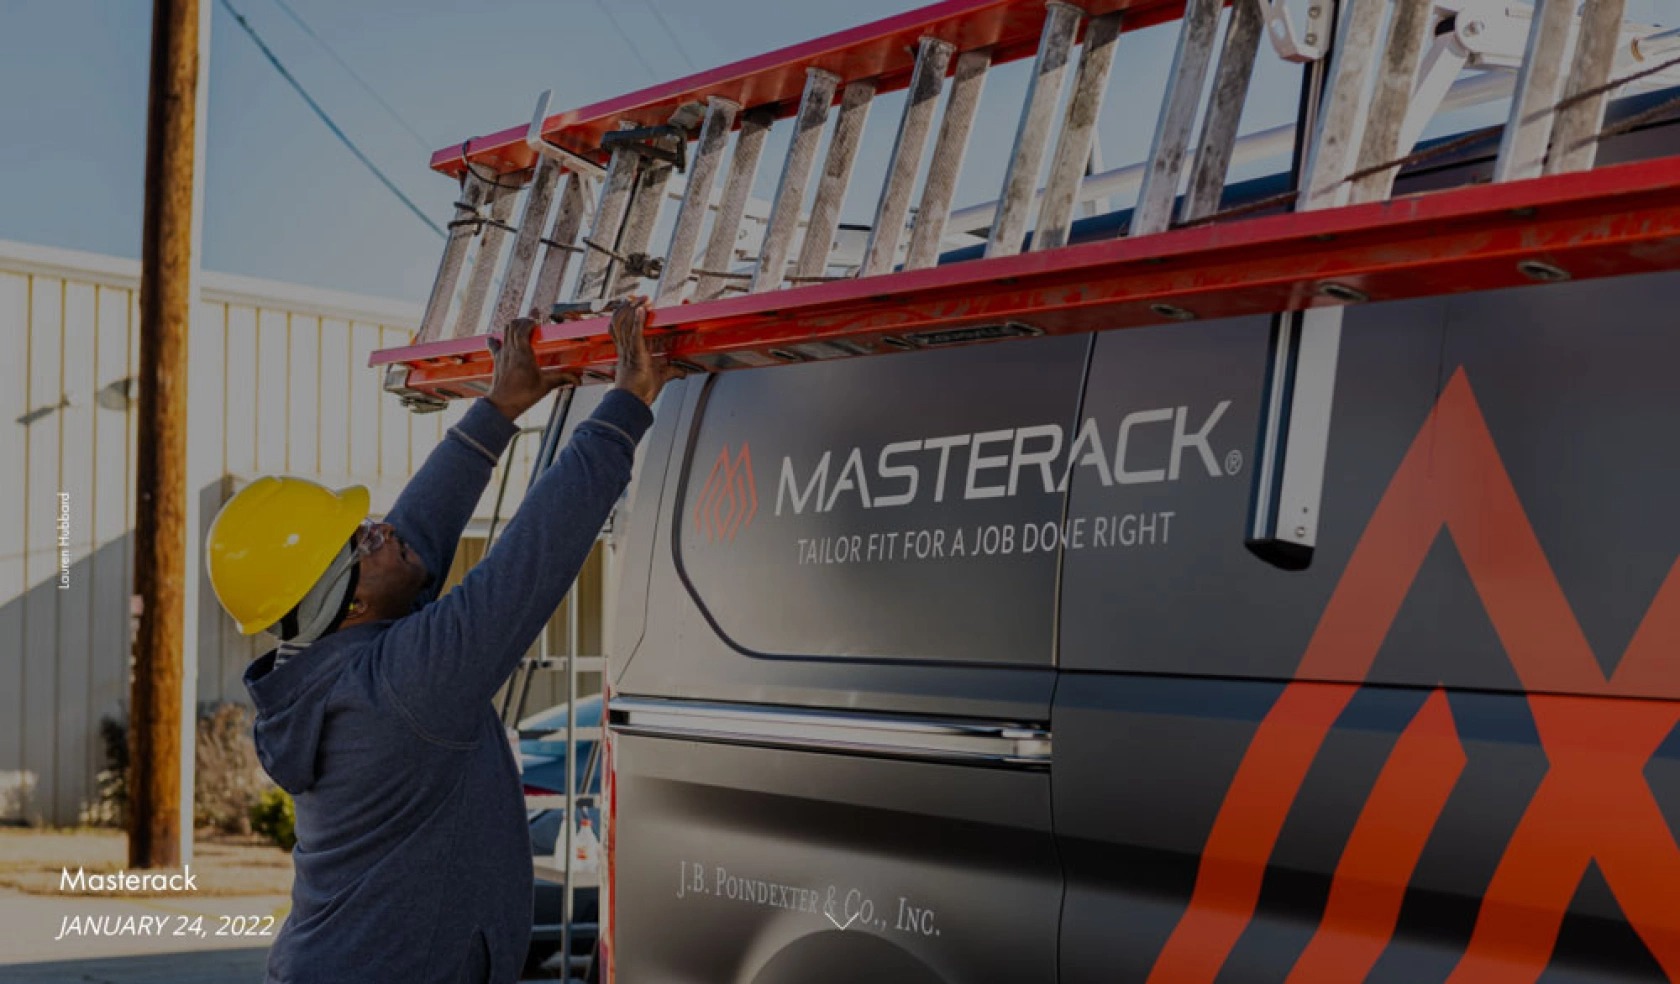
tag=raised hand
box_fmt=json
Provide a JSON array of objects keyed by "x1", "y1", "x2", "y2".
[
  {"x1": 608, "y1": 295, "x2": 680, "y2": 408},
  {"x1": 486, "y1": 317, "x2": 576, "y2": 421}
]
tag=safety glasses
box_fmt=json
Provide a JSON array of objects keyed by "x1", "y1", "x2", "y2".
[{"x1": 350, "y1": 520, "x2": 388, "y2": 564}]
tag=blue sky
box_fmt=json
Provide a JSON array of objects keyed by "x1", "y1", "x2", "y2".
[
  {"x1": 5, "y1": 1, "x2": 1673, "y2": 304},
  {"x1": 0, "y1": 0, "x2": 1231, "y2": 303},
  {"x1": 0, "y1": 0, "x2": 903, "y2": 299}
]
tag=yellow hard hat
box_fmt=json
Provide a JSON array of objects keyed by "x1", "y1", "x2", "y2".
[{"x1": 206, "y1": 477, "x2": 370, "y2": 635}]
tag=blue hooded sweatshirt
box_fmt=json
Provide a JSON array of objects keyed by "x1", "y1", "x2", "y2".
[{"x1": 244, "y1": 390, "x2": 653, "y2": 984}]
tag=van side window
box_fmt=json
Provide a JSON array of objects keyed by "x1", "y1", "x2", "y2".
[{"x1": 672, "y1": 336, "x2": 1088, "y2": 664}]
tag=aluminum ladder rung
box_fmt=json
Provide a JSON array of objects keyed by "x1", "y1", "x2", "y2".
[
  {"x1": 1350, "y1": 0, "x2": 1436, "y2": 204},
  {"x1": 696, "y1": 107, "x2": 774, "y2": 301},
  {"x1": 529, "y1": 171, "x2": 595, "y2": 316},
  {"x1": 1302, "y1": 0, "x2": 1390, "y2": 210},
  {"x1": 524, "y1": 725, "x2": 605, "y2": 744},
  {"x1": 862, "y1": 36, "x2": 955, "y2": 277},
  {"x1": 1495, "y1": 0, "x2": 1578, "y2": 182},
  {"x1": 575, "y1": 128, "x2": 643, "y2": 301},
  {"x1": 1181, "y1": 0, "x2": 1266, "y2": 223},
  {"x1": 755, "y1": 68, "x2": 841, "y2": 292},
  {"x1": 1035, "y1": 10, "x2": 1124, "y2": 252},
  {"x1": 417, "y1": 173, "x2": 494, "y2": 346},
  {"x1": 1548, "y1": 0, "x2": 1631, "y2": 175},
  {"x1": 1133, "y1": 0, "x2": 1222, "y2": 236},
  {"x1": 797, "y1": 80, "x2": 876, "y2": 279},
  {"x1": 490, "y1": 156, "x2": 563, "y2": 329},
  {"x1": 454, "y1": 180, "x2": 520, "y2": 338},
  {"x1": 658, "y1": 97, "x2": 740, "y2": 304},
  {"x1": 519, "y1": 654, "x2": 607, "y2": 676},
  {"x1": 987, "y1": 1, "x2": 1082, "y2": 259},
  {"x1": 904, "y1": 47, "x2": 990, "y2": 271},
  {"x1": 610, "y1": 154, "x2": 676, "y2": 299}
]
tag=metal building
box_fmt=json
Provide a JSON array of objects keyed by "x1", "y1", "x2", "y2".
[{"x1": 0, "y1": 238, "x2": 599, "y2": 826}]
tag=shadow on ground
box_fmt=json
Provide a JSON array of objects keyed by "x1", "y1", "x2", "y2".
[{"x1": 0, "y1": 947, "x2": 269, "y2": 983}]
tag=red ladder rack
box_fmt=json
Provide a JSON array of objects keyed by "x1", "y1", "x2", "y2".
[{"x1": 374, "y1": 0, "x2": 1680, "y2": 566}]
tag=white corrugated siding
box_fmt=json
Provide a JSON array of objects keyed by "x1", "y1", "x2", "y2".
[{"x1": 0, "y1": 239, "x2": 562, "y2": 825}]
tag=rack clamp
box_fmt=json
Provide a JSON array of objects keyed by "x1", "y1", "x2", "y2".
[
  {"x1": 621, "y1": 252, "x2": 664, "y2": 281},
  {"x1": 550, "y1": 298, "x2": 633, "y2": 321},
  {"x1": 599, "y1": 124, "x2": 689, "y2": 172},
  {"x1": 575, "y1": 239, "x2": 667, "y2": 283},
  {"x1": 1261, "y1": 0, "x2": 1333, "y2": 63}
]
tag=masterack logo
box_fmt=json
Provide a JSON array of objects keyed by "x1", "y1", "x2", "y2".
[
  {"x1": 1150, "y1": 370, "x2": 1680, "y2": 982},
  {"x1": 693, "y1": 444, "x2": 759, "y2": 542},
  {"x1": 772, "y1": 401, "x2": 1237, "y2": 517}
]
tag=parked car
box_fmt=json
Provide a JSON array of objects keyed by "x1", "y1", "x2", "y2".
[
  {"x1": 519, "y1": 695, "x2": 603, "y2": 976},
  {"x1": 520, "y1": 694, "x2": 604, "y2": 806}
]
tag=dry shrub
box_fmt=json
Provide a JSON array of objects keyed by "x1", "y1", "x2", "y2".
[
  {"x1": 87, "y1": 713, "x2": 129, "y2": 827},
  {"x1": 90, "y1": 703, "x2": 271, "y2": 833},
  {"x1": 195, "y1": 702, "x2": 266, "y2": 835}
]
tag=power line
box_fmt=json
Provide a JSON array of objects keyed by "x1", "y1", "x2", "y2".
[
  {"x1": 265, "y1": 0, "x2": 437, "y2": 154},
  {"x1": 592, "y1": 0, "x2": 661, "y2": 83},
  {"x1": 643, "y1": 0, "x2": 699, "y2": 73},
  {"x1": 218, "y1": 0, "x2": 444, "y2": 238}
]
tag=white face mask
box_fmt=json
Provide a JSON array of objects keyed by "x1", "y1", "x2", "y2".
[{"x1": 273, "y1": 541, "x2": 357, "y2": 644}]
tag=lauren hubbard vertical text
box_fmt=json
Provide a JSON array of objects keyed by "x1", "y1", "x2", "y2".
[{"x1": 57, "y1": 492, "x2": 70, "y2": 589}]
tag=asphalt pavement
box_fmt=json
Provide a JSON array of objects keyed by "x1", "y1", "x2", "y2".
[
  {"x1": 0, "y1": 948, "x2": 272, "y2": 984},
  {"x1": 0, "y1": 888, "x2": 573, "y2": 983}
]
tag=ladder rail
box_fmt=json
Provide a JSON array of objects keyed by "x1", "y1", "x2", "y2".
[
  {"x1": 558, "y1": 548, "x2": 581, "y2": 972},
  {"x1": 485, "y1": 426, "x2": 545, "y2": 548},
  {"x1": 377, "y1": 154, "x2": 1680, "y2": 384}
]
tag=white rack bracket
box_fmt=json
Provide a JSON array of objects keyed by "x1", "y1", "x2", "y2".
[
  {"x1": 1262, "y1": 0, "x2": 1334, "y2": 62},
  {"x1": 526, "y1": 90, "x2": 608, "y2": 180}
]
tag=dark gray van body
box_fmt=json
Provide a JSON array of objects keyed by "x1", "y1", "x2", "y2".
[{"x1": 597, "y1": 117, "x2": 1680, "y2": 983}]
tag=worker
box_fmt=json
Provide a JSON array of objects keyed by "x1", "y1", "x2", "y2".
[{"x1": 205, "y1": 298, "x2": 675, "y2": 983}]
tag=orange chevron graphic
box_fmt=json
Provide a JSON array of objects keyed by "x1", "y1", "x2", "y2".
[
  {"x1": 694, "y1": 444, "x2": 759, "y2": 543},
  {"x1": 1149, "y1": 369, "x2": 1680, "y2": 983}
]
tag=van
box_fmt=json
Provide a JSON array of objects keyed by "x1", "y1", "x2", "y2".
[{"x1": 590, "y1": 102, "x2": 1680, "y2": 983}]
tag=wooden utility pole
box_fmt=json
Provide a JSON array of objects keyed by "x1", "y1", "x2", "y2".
[{"x1": 131, "y1": 0, "x2": 200, "y2": 869}]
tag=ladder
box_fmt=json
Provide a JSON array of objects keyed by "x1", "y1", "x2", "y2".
[
  {"x1": 484, "y1": 392, "x2": 609, "y2": 978},
  {"x1": 375, "y1": 0, "x2": 1680, "y2": 571}
]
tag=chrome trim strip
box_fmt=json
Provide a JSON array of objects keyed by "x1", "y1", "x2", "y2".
[{"x1": 608, "y1": 697, "x2": 1052, "y2": 769}]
